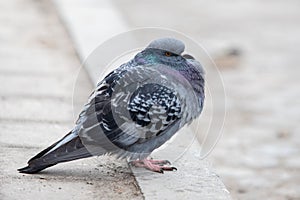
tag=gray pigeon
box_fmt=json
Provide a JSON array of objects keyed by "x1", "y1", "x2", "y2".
[{"x1": 18, "y1": 38, "x2": 205, "y2": 174}]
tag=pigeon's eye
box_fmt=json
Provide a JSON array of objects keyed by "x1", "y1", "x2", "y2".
[{"x1": 165, "y1": 51, "x2": 172, "y2": 57}]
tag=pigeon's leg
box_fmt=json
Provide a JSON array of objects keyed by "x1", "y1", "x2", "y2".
[
  {"x1": 130, "y1": 159, "x2": 177, "y2": 173},
  {"x1": 130, "y1": 160, "x2": 146, "y2": 168}
]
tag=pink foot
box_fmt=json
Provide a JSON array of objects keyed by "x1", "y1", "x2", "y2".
[{"x1": 130, "y1": 159, "x2": 177, "y2": 173}]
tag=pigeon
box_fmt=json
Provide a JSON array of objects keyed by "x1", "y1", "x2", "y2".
[{"x1": 18, "y1": 37, "x2": 205, "y2": 174}]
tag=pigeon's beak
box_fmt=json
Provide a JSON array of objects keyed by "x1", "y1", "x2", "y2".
[{"x1": 182, "y1": 54, "x2": 194, "y2": 59}]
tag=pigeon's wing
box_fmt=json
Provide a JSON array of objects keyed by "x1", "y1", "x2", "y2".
[
  {"x1": 125, "y1": 82, "x2": 182, "y2": 142},
  {"x1": 76, "y1": 65, "x2": 192, "y2": 158}
]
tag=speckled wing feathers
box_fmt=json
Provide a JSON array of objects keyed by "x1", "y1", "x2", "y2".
[{"x1": 76, "y1": 65, "x2": 188, "y2": 159}]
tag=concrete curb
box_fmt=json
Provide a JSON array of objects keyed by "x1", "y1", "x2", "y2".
[{"x1": 53, "y1": 0, "x2": 231, "y2": 199}]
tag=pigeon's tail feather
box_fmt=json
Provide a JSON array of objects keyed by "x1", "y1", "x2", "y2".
[
  {"x1": 17, "y1": 163, "x2": 57, "y2": 174},
  {"x1": 18, "y1": 131, "x2": 93, "y2": 174}
]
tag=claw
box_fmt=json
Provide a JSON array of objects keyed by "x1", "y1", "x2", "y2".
[{"x1": 160, "y1": 166, "x2": 177, "y2": 171}]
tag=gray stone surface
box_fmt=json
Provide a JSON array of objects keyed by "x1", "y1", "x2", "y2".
[{"x1": 0, "y1": 0, "x2": 142, "y2": 199}]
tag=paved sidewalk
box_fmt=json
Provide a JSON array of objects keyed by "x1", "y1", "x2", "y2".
[{"x1": 0, "y1": 0, "x2": 142, "y2": 199}]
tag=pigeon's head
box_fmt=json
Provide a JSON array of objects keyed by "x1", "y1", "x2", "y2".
[
  {"x1": 134, "y1": 38, "x2": 192, "y2": 67},
  {"x1": 134, "y1": 38, "x2": 205, "y2": 107},
  {"x1": 134, "y1": 37, "x2": 204, "y2": 85},
  {"x1": 147, "y1": 37, "x2": 185, "y2": 55}
]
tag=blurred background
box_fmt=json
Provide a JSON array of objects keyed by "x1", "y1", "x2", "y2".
[{"x1": 1, "y1": 0, "x2": 299, "y2": 200}]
